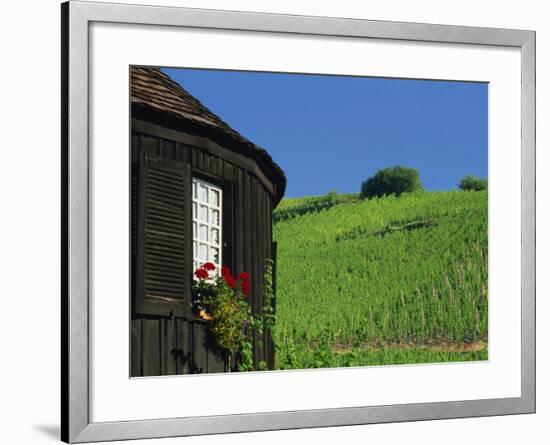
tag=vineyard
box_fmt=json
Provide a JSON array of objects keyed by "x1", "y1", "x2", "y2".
[{"x1": 272, "y1": 190, "x2": 488, "y2": 369}]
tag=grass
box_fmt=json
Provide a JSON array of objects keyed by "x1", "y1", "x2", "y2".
[
  {"x1": 272, "y1": 190, "x2": 488, "y2": 369},
  {"x1": 277, "y1": 344, "x2": 488, "y2": 370}
]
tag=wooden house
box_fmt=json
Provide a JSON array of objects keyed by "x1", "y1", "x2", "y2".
[{"x1": 130, "y1": 66, "x2": 285, "y2": 376}]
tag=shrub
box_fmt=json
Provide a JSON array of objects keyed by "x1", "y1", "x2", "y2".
[
  {"x1": 360, "y1": 166, "x2": 423, "y2": 199},
  {"x1": 459, "y1": 175, "x2": 488, "y2": 191}
]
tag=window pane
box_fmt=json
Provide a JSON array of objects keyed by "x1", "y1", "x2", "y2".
[
  {"x1": 193, "y1": 222, "x2": 197, "y2": 238},
  {"x1": 211, "y1": 209, "x2": 220, "y2": 226},
  {"x1": 192, "y1": 181, "x2": 197, "y2": 199},
  {"x1": 192, "y1": 202, "x2": 197, "y2": 219},
  {"x1": 210, "y1": 228, "x2": 219, "y2": 244},
  {"x1": 199, "y1": 183, "x2": 208, "y2": 203},
  {"x1": 199, "y1": 205, "x2": 208, "y2": 222},
  {"x1": 199, "y1": 243, "x2": 208, "y2": 261},
  {"x1": 199, "y1": 224, "x2": 208, "y2": 242},
  {"x1": 193, "y1": 241, "x2": 197, "y2": 258},
  {"x1": 210, "y1": 189, "x2": 220, "y2": 207},
  {"x1": 210, "y1": 247, "x2": 219, "y2": 263}
]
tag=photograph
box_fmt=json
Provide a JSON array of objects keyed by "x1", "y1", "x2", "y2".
[
  {"x1": 130, "y1": 65, "x2": 488, "y2": 376},
  {"x1": 54, "y1": 1, "x2": 537, "y2": 442}
]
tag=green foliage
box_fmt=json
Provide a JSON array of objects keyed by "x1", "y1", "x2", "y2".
[
  {"x1": 193, "y1": 276, "x2": 252, "y2": 357},
  {"x1": 261, "y1": 259, "x2": 276, "y2": 333},
  {"x1": 192, "y1": 261, "x2": 276, "y2": 372},
  {"x1": 273, "y1": 190, "x2": 488, "y2": 369},
  {"x1": 275, "y1": 340, "x2": 488, "y2": 369},
  {"x1": 360, "y1": 166, "x2": 423, "y2": 199},
  {"x1": 459, "y1": 175, "x2": 488, "y2": 191}
]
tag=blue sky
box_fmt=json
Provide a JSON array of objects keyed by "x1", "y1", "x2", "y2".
[{"x1": 163, "y1": 68, "x2": 487, "y2": 198}]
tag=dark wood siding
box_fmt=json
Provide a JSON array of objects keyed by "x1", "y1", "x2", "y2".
[{"x1": 131, "y1": 120, "x2": 276, "y2": 376}]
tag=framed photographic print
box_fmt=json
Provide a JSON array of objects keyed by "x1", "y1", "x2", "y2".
[{"x1": 62, "y1": 1, "x2": 535, "y2": 442}]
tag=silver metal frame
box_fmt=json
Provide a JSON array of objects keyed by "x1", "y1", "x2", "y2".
[{"x1": 62, "y1": 1, "x2": 535, "y2": 442}]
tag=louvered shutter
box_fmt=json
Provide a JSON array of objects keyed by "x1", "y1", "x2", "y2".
[{"x1": 135, "y1": 152, "x2": 192, "y2": 317}]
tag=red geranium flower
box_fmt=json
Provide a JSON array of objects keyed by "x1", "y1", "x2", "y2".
[
  {"x1": 238, "y1": 271, "x2": 249, "y2": 281},
  {"x1": 225, "y1": 276, "x2": 237, "y2": 289},
  {"x1": 240, "y1": 280, "x2": 250, "y2": 296},
  {"x1": 194, "y1": 268, "x2": 209, "y2": 280},
  {"x1": 221, "y1": 266, "x2": 231, "y2": 277},
  {"x1": 202, "y1": 262, "x2": 216, "y2": 271}
]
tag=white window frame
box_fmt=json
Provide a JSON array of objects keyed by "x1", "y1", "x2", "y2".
[{"x1": 192, "y1": 178, "x2": 223, "y2": 277}]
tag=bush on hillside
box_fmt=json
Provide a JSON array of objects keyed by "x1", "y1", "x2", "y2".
[
  {"x1": 459, "y1": 175, "x2": 488, "y2": 191},
  {"x1": 360, "y1": 166, "x2": 423, "y2": 199}
]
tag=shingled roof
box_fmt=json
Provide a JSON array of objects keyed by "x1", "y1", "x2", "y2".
[{"x1": 131, "y1": 66, "x2": 286, "y2": 201}]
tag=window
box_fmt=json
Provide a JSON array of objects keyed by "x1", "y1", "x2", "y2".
[{"x1": 192, "y1": 178, "x2": 222, "y2": 276}]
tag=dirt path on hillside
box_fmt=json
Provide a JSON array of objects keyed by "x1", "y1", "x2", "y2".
[{"x1": 331, "y1": 340, "x2": 488, "y2": 354}]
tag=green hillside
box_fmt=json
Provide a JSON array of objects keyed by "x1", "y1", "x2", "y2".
[{"x1": 272, "y1": 190, "x2": 488, "y2": 369}]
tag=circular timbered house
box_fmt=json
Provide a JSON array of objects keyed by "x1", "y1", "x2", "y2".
[{"x1": 130, "y1": 67, "x2": 285, "y2": 375}]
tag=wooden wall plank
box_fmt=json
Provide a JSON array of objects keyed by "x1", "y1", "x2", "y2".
[
  {"x1": 131, "y1": 134, "x2": 139, "y2": 163},
  {"x1": 131, "y1": 318, "x2": 142, "y2": 377},
  {"x1": 235, "y1": 168, "x2": 245, "y2": 275},
  {"x1": 160, "y1": 138, "x2": 176, "y2": 159},
  {"x1": 159, "y1": 318, "x2": 166, "y2": 375},
  {"x1": 207, "y1": 350, "x2": 225, "y2": 374},
  {"x1": 131, "y1": 137, "x2": 140, "y2": 317},
  {"x1": 193, "y1": 322, "x2": 208, "y2": 374},
  {"x1": 161, "y1": 318, "x2": 170, "y2": 375},
  {"x1": 162, "y1": 317, "x2": 177, "y2": 375},
  {"x1": 197, "y1": 148, "x2": 205, "y2": 170},
  {"x1": 140, "y1": 134, "x2": 159, "y2": 156},
  {"x1": 207, "y1": 152, "x2": 216, "y2": 174},
  {"x1": 223, "y1": 161, "x2": 234, "y2": 181},
  {"x1": 174, "y1": 318, "x2": 189, "y2": 374},
  {"x1": 216, "y1": 157, "x2": 224, "y2": 178},
  {"x1": 202, "y1": 151, "x2": 210, "y2": 173},
  {"x1": 142, "y1": 318, "x2": 161, "y2": 376},
  {"x1": 222, "y1": 180, "x2": 234, "y2": 273},
  {"x1": 178, "y1": 142, "x2": 191, "y2": 164}
]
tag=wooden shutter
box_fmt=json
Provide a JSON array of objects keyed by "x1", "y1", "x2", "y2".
[{"x1": 135, "y1": 151, "x2": 192, "y2": 317}]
